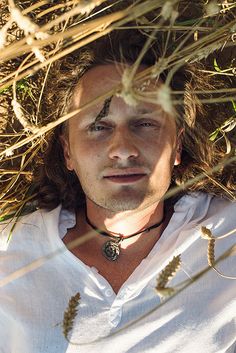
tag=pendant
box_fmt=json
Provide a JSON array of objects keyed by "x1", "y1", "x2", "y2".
[{"x1": 102, "y1": 240, "x2": 120, "y2": 261}]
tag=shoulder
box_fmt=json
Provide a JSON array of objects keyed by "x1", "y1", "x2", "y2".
[
  {"x1": 189, "y1": 193, "x2": 236, "y2": 253},
  {"x1": 0, "y1": 205, "x2": 62, "y2": 251},
  {"x1": 203, "y1": 194, "x2": 236, "y2": 228},
  {"x1": 203, "y1": 196, "x2": 236, "y2": 249},
  {"x1": 174, "y1": 193, "x2": 236, "y2": 281},
  {"x1": 179, "y1": 191, "x2": 235, "y2": 217},
  {"x1": 175, "y1": 192, "x2": 236, "y2": 236},
  {"x1": 208, "y1": 194, "x2": 236, "y2": 213}
]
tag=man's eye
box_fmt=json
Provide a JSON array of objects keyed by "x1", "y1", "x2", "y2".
[
  {"x1": 137, "y1": 121, "x2": 156, "y2": 128},
  {"x1": 89, "y1": 123, "x2": 108, "y2": 132},
  {"x1": 139, "y1": 122, "x2": 153, "y2": 127}
]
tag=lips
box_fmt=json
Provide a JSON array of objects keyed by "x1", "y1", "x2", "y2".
[
  {"x1": 104, "y1": 175, "x2": 145, "y2": 183},
  {"x1": 103, "y1": 169, "x2": 147, "y2": 183},
  {"x1": 104, "y1": 168, "x2": 147, "y2": 177}
]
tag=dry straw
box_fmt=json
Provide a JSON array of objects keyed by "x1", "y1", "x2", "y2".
[
  {"x1": 0, "y1": 0, "x2": 235, "y2": 219},
  {"x1": 0, "y1": 0, "x2": 235, "y2": 238}
]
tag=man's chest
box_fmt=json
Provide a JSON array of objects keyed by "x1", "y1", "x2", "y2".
[{"x1": 62, "y1": 226, "x2": 160, "y2": 293}]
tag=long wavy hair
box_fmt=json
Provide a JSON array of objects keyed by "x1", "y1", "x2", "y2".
[{"x1": 35, "y1": 27, "x2": 236, "y2": 211}]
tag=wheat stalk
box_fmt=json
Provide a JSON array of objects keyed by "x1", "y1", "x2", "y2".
[
  {"x1": 63, "y1": 292, "x2": 81, "y2": 342},
  {"x1": 155, "y1": 255, "x2": 181, "y2": 298},
  {"x1": 201, "y1": 226, "x2": 236, "y2": 279}
]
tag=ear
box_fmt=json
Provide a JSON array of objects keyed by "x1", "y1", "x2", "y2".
[
  {"x1": 59, "y1": 135, "x2": 74, "y2": 171},
  {"x1": 174, "y1": 128, "x2": 184, "y2": 166}
]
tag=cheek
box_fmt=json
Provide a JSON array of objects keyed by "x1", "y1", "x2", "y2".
[
  {"x1": 69, "y1": 144, "x2": 103, "y2": 177},
  {"x1": 146, "y1": 137, "x2": 176, "y2": 161}
]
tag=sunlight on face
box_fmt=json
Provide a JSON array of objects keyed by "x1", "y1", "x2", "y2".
[{"x1": 61, "y1": 64, "x2": 181, "y2": 212}]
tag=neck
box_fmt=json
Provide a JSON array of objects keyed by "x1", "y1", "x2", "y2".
[{"x1": 85, "y1": 199, "x2": 165, "y2": 237}]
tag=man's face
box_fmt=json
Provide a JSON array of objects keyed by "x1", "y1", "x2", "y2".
[{"x1": 61, "y1": 64, "x2": 181, "y2": 212}]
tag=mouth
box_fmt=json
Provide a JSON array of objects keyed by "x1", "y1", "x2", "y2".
[{"x1": 103, "y1": 173, "x2": 146, "y2": 184}]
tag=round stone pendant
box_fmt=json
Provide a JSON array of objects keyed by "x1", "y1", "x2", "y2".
[{"x1": 102, "y1": 240, "x2": 120, "y2": 261}]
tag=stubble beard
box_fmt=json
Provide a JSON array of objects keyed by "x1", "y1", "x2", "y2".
[{"x1": 84, "y1": 184, "x2": 162, "y2": 212}]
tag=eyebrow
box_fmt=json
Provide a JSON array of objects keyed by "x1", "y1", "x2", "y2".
[
  {"x1": 136, "y1": 108, "x2": 151, "y2": 115},
  {"x1": 94, "y1": 96, "x2": 113, "y2": 123}
]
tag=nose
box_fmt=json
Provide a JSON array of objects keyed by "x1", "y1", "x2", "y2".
[{"x1": 108, "y1": 128, "x2": 139, "y2": 161}]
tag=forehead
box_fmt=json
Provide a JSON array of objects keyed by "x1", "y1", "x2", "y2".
[
  {"x1": 66, "y1": 63, "x2": 178, "y2": 134},
  {"x1": 70, "y1": 63, "x2": 159, "y2": 109}
]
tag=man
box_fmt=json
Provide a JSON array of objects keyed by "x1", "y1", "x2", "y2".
[{"x1": 0, "y1": 28, "x2": 236, "y2": 353}]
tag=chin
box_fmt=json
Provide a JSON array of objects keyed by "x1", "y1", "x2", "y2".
[
  {"x1": 93, "y1": 192, "x2": 160, "y2": 212},
  {"x1": 104, "y1": 202, "x2": 142, "y2": 212}
]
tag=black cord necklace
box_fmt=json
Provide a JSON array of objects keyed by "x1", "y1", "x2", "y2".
[{"x1": 85, "y1": 212, "x2": 165, "y2": 261}]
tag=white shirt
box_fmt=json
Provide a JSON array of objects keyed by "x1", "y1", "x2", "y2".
[{"x1": 0, "y1": 192, "x2": 235, "y2": 353}]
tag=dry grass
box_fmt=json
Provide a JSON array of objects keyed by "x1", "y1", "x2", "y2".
[{"x1": 0, "y1": 0, "x2": 235, "y2": 219}]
